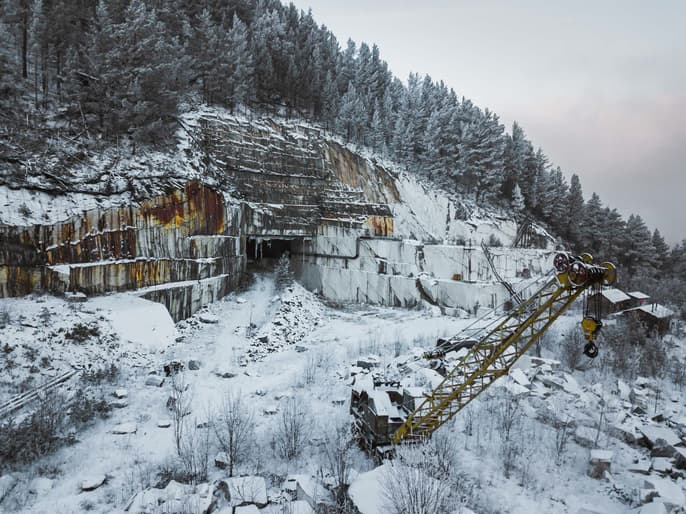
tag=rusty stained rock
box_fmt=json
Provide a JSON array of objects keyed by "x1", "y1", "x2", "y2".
[
  {"x1": 367, "y1": 216, "x2": 394, "y2": 237},
  {"x1": 139, "y1": 182, "x2": 225, "y2": 236},
  {"x1": 64, "y1": 256, "x2": 244, "y2": 295},
  {"x1": 0, "y1": 266, "x2": 65, "y2": 297},
  {"x1": 325, "y1": 141, "x2": 400, "y2": 204}
]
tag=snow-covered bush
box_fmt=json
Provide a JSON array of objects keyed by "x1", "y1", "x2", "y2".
[
  {"x1": 0, "y1": 392, "x2": 68, "y2": 469},
  {"x1": 179, "y1": 418, "x2": 213, "y2": 484},
  {"x1": 273, "y1": 397, "x2": 310, "y2": 461},
  {"x1": 381, "y1": 444, "x2": 452, "y2": 514},
  {"x1": 213, "y1": 389, "x2": 255, "y2": 477}
]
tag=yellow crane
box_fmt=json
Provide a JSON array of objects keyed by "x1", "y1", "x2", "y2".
[{"x1": 350, "y1": 252, "x2": 616, "y2": 450}]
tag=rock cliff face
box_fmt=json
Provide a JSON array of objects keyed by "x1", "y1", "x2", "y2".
[{"x1": 0, "y1": 110, "x2": 552, "y2": 320}]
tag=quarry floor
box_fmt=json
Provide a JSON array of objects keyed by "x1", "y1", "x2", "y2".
[{"x1": 1, "y1": 273, "x2": 685, "y2": 513}]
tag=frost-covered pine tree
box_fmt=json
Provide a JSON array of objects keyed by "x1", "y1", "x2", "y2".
[
  {"x1": 512, "y1": 183, "x2": 525, "y2": 212},
  {"x1": 652, "y1": 229, "x2": 670, "y2": 270},
  {"x1": 623, "y1": 214, "x2": 656, "y2": 275},
  {"x1": 227, "y1": 14, "x2": 254, "y2": 110},
  {"x1": 580, "y1": 193, "x2": 604, "y2": 255},
  {"x1": 565, "y1": 174, "x2": 585, "y2": 245}
]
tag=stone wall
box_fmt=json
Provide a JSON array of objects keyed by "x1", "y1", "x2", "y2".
[{"x1": 292, "y1": 229, "x2": 553, "y2": 312}]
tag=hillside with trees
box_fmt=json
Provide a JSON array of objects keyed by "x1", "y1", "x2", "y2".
[{"x1": 1, "y1": 0, "x2": 684, "y2": 315}]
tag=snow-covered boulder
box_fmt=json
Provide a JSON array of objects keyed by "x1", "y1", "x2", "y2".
[
  {"x1": 215, "y1": 452, "x2": 230, "y2": 469},
  {"x1": 588, "y1": 450, "x2": 612, "y2": 479},
  {"x1": 199, "y1": 313, "x2": 219, "y2": 324},
  {"x1": 80, "y1": 474, "x2": 106, "y2": 491},
  {"x1": 28, "y1": 477, "x2": 53, "y2": 495},
  {"x1": 222, "y1": 476, "x2": 267, "y2": 508},
  {"x1": 574, "y1": 426, "x2": 598, "y2": 448},
  {"x1": 639, "y1": 425, "x2": 681, "y2": 457},
  {"x1": 145, "y1": 375, "x2": 165, "y2": 387},
  {"x1": 348, "y1": 464, "x2": 389, "y2": 514},
  {"x1": 651, "y1": 458, "x2": 672, "y2": 475},
  {"x1": 114, "y1": 389, "x2": 128, "y2": 399},
  {"x1": 642, "y1": 477, "x2": 685, "y2": 510},
  {"x1": 112, "y1": 422, "x2": 137, "y2": 434}
]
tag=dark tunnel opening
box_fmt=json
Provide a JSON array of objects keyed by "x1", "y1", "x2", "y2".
[{"x1": 246, "y1": 238, "x2": 298, "y2": 267}]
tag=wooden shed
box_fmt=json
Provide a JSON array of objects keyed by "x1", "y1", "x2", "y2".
[
  {"x1": 588, "y1": 288, "x2": 632, "y2": 317},
  {"x1": 627, "y1": 291, "x2": 651, "y2": 308},
  {"x1": 621, "y1": 303, "x2": 674, "y2": 336}
]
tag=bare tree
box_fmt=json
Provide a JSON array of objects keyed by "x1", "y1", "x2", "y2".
[
  {"x1": 381, "y1": 444, "x2": 452, "y2": 514},
  {"x1": 274, "y1": 397, "x2": 309, "y2": 461},
  {"x1": 321, "y1": 418, "x2": 356, "y2": 508},
  {"x1": 179, "y1": 417, "x2": 213, "y2": 484},
  {"x1": 168, "y1": 373, "x2": 192, "y2": 456},
  {"x1": 553, "y1": 416, "x2": 573, "y2": 466},
  {"x1": 213, "y1": 389, "x2": 255, "y2": 477},
  {"x1": 495, "y1": 390, "x2": 523, "y2": 479}
]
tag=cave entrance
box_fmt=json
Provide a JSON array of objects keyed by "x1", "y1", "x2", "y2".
[{"x1": 246, "y1": 237, "x2": 301, "y2": 268}]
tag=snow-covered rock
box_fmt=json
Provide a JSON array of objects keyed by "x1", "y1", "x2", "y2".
[
  {"x1": 199, "y1": 313, "x2": 219, "y2": 324},
  {"x1": 588, "y1": 450, "x2": 613, "y2": 479},
  {"x1": 0, "y1": 474, "x2": 17, "y2": 502},
  {"x1": 639, "y1": 425, "x2": 681, "y2": 457},
  {"x1": 28, "y1": 477, "x2": 53, "y2": 495},
  {"x1": 651, "y1": 458, "x2": 672, "y2": 475},
  {"x1": 574, "y1": 426, "x2": 598, "y2": 448},
  {"x1": 114, "y1": 388, "x2": 128, "y2": 399},
  {"x1": 79, "y1": 474, "x2": 106, "y2": 491},
  {"x1": 642, "y1": 476, "x2": 685, "y2": 510},
  {"x1": 145, "y1": 375, "x2": 165, "y2": 387},
  {"x1": 112, "y1": 422, "x2": 137, "y2": 434},
  {"x1": 222, "y1": 476, "x2": 267, "y2": 508}
]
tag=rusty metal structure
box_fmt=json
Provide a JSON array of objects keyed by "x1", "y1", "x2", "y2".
[{"x1": 351, "y1": 252, "x2": 616, "y2": 453}]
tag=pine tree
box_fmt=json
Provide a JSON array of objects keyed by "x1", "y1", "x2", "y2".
[
  {"x1": 652, "y1": 229, "x2": 670, "y2": 271},
  {"x1": 369, "y1": 101, "x2": 385, "y2": 153},
  {"x1": 227, "y1": 13, "x2": 254, "y2": 110},
  {"x1": 336, "y1": 82, "x2": 364, "y2": 142},
  {"x1": 512, "y1": 183, "x2": 525, "y2": 212},
  {"x1": 194, "y1": 8, "x2": 230, "y2": 104},
  {"x1": 622, "y1": 214, "x2": 656, "y2": 275},
  {"x1": 546, "y1": 167, "x2": 569, "y2": 232},
  {"x1": 501, "y1": 121, "x2": 529, "y2": 200},
  {"x1": 456, "y1": 109, "x2": 505, "y2": 201},
  {"x1": 88, "y1": 0, "x2": 186, "y2": 143},
  {"x1": 565, "y1": 174, "x2": 584, "y2": 246},
  {"x1": 581, "y1": 193, "x2": 604, "y2": 256}
]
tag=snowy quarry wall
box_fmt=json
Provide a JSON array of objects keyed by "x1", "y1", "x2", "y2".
[
  {"x1": 0, "y1": 182, "x2": 246, "y2": 320},
  {"x1": 291, "y1": 231, "x2": 553, "y2": 311},
  {"x1": 0, "y1": 110, "x2": 554, "y2": 320}
]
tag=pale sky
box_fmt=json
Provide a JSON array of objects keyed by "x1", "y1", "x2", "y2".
[{"x1": 289, "y1": 0, "x2": 686, "y2": 244}]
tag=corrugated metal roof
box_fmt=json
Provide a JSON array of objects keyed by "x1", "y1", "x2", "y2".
[
  {"x1": 628, "y1": 291, "x2": 650, "y2": 299},
  {"x1": 368, "y1": 390, "x2": 400, "y2": 418},
  {"x1": 601, "y1": 288, "x2": 631, "y2": 304},
  {"x1": 622, "y1": 303, "x2": 674, "y2": 319}
]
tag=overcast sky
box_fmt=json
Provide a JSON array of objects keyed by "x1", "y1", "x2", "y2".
[{"x1": 289, "y1": 0, "x2": 686, "y2": 244}]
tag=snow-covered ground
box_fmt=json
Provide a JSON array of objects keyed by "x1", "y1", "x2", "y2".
[{"x1": 1, "y1": 273, "x2": 685, "y2": 514}]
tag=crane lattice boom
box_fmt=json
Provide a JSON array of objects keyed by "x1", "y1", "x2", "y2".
[
  {"x1": 392, "y1": 253, "x2": 615, "y2": 444},
  {"x1": 350, "y1": 252, "x2": 616, "y2": 452}
]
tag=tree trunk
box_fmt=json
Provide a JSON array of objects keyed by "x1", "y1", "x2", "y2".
[{"x1": 21, "y1": 9, "x2": 28, "y2": 78}]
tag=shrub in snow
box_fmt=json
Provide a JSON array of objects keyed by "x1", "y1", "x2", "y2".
[
  {"x1": 274, "y1": 397, "x2": 310, "y2": 461},
  {"x1": 213, "y1": 389, "x2": 255, "y2": 477},
  {"x1": 381, "y1": 444, "x2": 452, "y2": 514}
]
